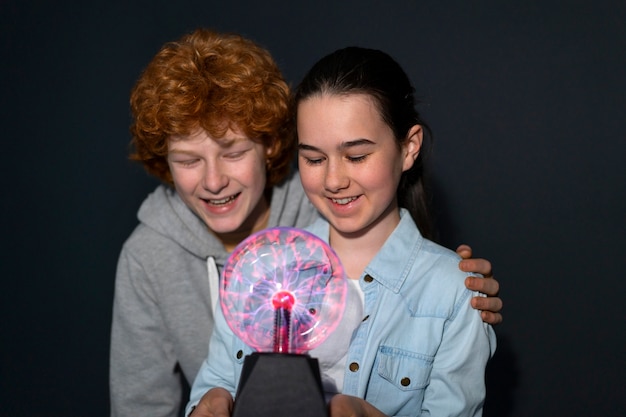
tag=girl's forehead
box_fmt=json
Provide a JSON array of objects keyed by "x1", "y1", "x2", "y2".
[
  {"x1": 297, "y1": 94, "x2": 397, "y2": 150},
  {"x1": 298, "y1": 93, "x2": 386, "y2": 130},
  {"x1": 299, "y1": 93, "x2": 379, "y2": 116}
]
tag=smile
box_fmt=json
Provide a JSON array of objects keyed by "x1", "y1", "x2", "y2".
[
  {"x1": 331, "y1": 196, "x2": 358, "y2": 205},
  {"x1": 204, "y1": 193, "x2": 239, "y2": 206}
]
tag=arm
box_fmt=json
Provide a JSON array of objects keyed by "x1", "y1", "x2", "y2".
[
  {"x1": 110, "y1": 249, "x2": 181, "y2": 417},
  {"x1": 186, "y1": 298, "x2": 244, "y2": 416},
  {"x1": 422, "y1": 290, "x2": 497, "y2": 417},
  {"x1": 456, "y1": 244, "x2": 503, "y2": 325}
]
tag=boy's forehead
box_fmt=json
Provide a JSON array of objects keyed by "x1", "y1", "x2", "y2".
[{"x1": 168, "y1": 127, "x2": 251, "y2": 148}]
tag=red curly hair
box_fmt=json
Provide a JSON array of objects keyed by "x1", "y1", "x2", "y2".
[{"x1": 129, "y1": 28, "x2": 294, "y2": 186}]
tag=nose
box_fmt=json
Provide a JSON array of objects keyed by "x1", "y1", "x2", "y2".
[
  {"x1": 201, "y1": 161, "x2": 229, "y2": 193},
  {"x1": 324, "y1": 159, "x2": 349, "y2": 193}
]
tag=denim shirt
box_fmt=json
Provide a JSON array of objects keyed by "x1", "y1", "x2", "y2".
[{"x1": 188, "y1": 209, "x2": 496, "y2": 417}]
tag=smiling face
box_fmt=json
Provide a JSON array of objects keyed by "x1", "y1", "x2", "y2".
[
  {"x1": 297, "y1": 93, "x2": 422, "y2": 241},
  {"x1": 167, "y1": 127, "x2": 270, "y2": 250}
]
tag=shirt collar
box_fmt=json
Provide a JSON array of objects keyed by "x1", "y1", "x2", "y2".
[{"x1": 363, "y1": 208, "x2": 424, "y2": 293}]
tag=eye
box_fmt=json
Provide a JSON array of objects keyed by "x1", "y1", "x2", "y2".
[
  {"x1": 304, "y1": 157, "x2": 324, "y2": 166},
  {"x1": 346, "y1": 154, "x2": 368, "y2": 163},
  {"x1": 172, "y1": 158, "x2": 199, "y2": 167},
  {"x1": 223, "y1": 151, "x2": 246, "y2": 160},
  {"x1": 301, "y1": 155, "x2": 324, "y2": 166},
  {"x1": 223, "y1": 144, "x2": 254, "y2": 160}
]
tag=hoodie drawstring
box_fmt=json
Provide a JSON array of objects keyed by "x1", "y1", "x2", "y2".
[{"x1": 206, "y1": 256, "x2": 219, "y2": 316}]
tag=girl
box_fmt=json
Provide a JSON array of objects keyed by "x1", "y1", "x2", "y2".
[{"x1": 295, "y1": 47, "x2": 496, "y2": 417}]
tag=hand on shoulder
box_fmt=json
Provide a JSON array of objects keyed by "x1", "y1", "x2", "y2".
[{"x1": 457, "y1": 244, "x2": 503, "y2": 325}]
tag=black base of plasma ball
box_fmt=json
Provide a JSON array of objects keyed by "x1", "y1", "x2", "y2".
[{"x1": 232, "y1": 352, "x2": 328, "y2": 417}]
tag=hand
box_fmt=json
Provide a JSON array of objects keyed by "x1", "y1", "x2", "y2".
[
  {"x1": 456, "y1": 244, "x2": 503, "y2": 325},
  {"x1": 329, "y1": 394, "x2": 388, "y2": 417},
  {"x1": 189, "y1": 388, "x2": 233, "y2": 417}
]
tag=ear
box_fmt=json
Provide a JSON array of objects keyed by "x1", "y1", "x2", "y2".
[
  {"x1": 265, "y1": 137, "x2": 280, "y2": 162},
  {"x1": 264, "y1": 144, "x2": 275, "y2": 173},
  {"x1": 401, "y1": 124, "x2": 423, "y2": 172}
]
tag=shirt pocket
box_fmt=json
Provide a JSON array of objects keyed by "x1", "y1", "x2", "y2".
[{"x1": 377, "y1": 345, "x2": 434, "y2": 390}]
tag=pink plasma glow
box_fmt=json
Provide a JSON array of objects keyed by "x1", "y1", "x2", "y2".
[{"x1": 220, "y1": 227, "x2": 346, "y2": 354}]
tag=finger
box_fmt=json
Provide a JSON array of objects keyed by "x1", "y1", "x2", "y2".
[
  {"x1": 192, "y1": 388, "x2": 233, "y2": 417},
  {"x1": 480, "y1": 310, "x2": 503, "y2": 325},
  {"x1": 460, "y1": 258, "x2": 493, "y2": 278},
  {"x1": 455, "y1": 244, "x2": 472, "y2": 259},
  {"x1": 465, "y1": 275, "x2": 499, "y2": 295},
  {"x1": 190, "y1": 403, "x2": 230, "y2": 417},
  {"x1": 471, "y1": 294, "x2": 503, "y2": 313},
  {"x1": 329, "y1": 394, "x2": 362, "y2": 417}
]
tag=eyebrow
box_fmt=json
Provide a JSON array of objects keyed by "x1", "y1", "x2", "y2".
[
  {"x1": 298, "y1": 138, "x2": 375, "y2": 152},
  {"x1": 167, "y1": 149, "x2": 196, "y2": 156}
]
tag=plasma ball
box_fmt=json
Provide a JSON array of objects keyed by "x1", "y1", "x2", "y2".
[
  {"x1": 220, "y1": 227, "x2": 347, "y2": 353},
  {"x1": 272, "y1": 290, "x2": 295, "y2": 311}
]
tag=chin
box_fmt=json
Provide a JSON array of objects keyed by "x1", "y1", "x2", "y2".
[
  {"x1": 327, "y1": 219, "x2": 364, "y2": 235},
  {"x1": 204, "y1": 215, "x2": 245, "y2": 234}
]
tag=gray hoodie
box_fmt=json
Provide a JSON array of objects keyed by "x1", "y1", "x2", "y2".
[{"x1": 110, "y1": 170, "x2": 318, "y2": 417}]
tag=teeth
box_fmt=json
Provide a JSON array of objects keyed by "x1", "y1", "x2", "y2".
[
  {"x1": 208, "y1": 196, "x2": 235, "y2": 205},
  {"x1": 332, "y1": 197, "x2": 357, "y2": 205}
]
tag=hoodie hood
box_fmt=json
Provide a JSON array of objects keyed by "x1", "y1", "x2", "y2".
[{"x1": 136, "y1": 171, "x2": 318, "y2": 268}]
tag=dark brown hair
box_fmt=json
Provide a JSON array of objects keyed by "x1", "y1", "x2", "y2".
[{"x1": 294, "y1": 47, "x2": 434, "y2": 238}]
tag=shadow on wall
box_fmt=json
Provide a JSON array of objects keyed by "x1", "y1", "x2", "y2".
[
  {"x1": 484, "y1": 334, "x2": 519, "y2": 417},
  {"x1": 428, "y1": 177, "x2": 520, "y2": 416}
]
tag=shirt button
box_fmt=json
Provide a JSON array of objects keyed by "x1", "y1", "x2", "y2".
[
  {"x1": 364, "y1": 275, "x2": 374, "y2": 283},
  {"x1": 362, "y1": 315, "x2": 370, "y2": 322},
  {"x1": 401, "y1": 377, "x2": 411, "y2": 387},
  {"x1": 236, "y1": 350, "x2": 243, "y2": 359},
  {"x1": 349, "y1": 362, "x2": 360, "y2": 372}
]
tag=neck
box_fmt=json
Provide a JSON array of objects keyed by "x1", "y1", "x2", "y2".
[{"x1": 329, "y1": 206, "x2": 400, "y2": 279}]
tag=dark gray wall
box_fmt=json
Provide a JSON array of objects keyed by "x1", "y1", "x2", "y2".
[{"x1": 2, "y1": 1, "x2": 624, "y2": 416}]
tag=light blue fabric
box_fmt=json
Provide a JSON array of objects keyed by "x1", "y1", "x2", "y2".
[{"x1": 188, "y1": 209, "x2": 496, "y2": 417}]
